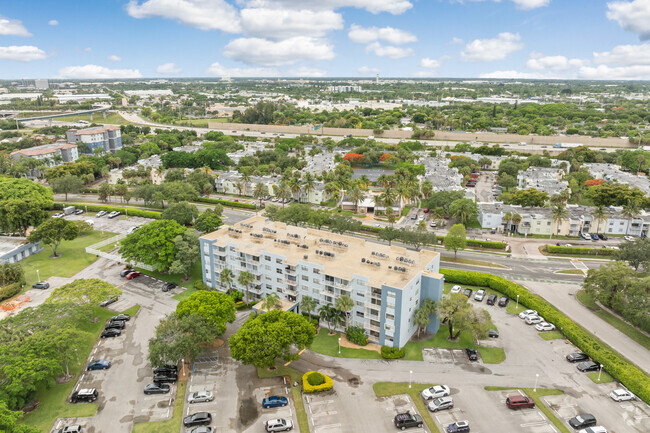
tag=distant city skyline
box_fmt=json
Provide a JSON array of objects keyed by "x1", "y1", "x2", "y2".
[{"x1": 1, "y1": 0, "x2": 650, "y2": 80}]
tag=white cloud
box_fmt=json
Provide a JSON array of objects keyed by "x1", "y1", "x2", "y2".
[
  {"x1": 593, "y1": 43, "x2": 650, "y2": 65},
  {"x1": 449, "y1": 37, "x2": 464, "y2": 44},
  {"x1": 0, "y1": 16, "x2": 32, "y2": 37},
  {"x1": 0, "y1": 46, "x2": 46, "y2": 62},
  {"x1": 413, "y1": 70, "x2": 437, "y2": 77},
  {"x1": 48, "y1": 20, "x2": 59, "y2": 26},
  {"x1": 579, "y1": 64, "x2": 650, "y2": 80},
  {"x1": 223, "y1": 36, "x2": 334, "y2": 66},
  {"x1": 206, "y1": 62, "x2": 278, "y2": 77},
  {"x1": 420, "y1": 58, "x2": 441, "y2": 69},
  {"x1": 511, "y1": 0, "x2": 551, "y2": 9},
  {"x1": 240, "y1": 8, "x2": 342, "y2": 39},
  {"x1": 348, "y1": 24, "x2": 417, "y2": 45},
  {"x1": 358, "y1": 66, "x2": 380, "y2": 74},
  {"x1": 607, "y1": 0, "x2": 650, "y2": 40},
  {"x1": 461, "y1": 32, "x2": 524, "y2": 62},
  {"x1": 366, "y1": 42, "x2": 413, "y2": 59},
  {"x1": 126, "y1": 0, "x2": 242, "y2": 33},
  {"x1": 84, "y1": 47, "x2": 92, "y2": 52},
  {"x1": 479, "y1": 70, "x2": 548, "y2": 79},
  {"x1": 157, "y1": 62, "x2": 182, "y2": 74},
  {"x1": 107, "y1": 55, "x2": 122, "y2": 62},
  {"x1": 526, "y1": 52, "x2": 584, "y2": 70},
  {"x1": 244, "y1": 0, "x2": 413, "y2": 15},
  {"x1": 289, "y1": 66, "x2": 327, "y2": 77},
  {"x1": 58, "y1": 64, "x2": 143, "y2": 79}
]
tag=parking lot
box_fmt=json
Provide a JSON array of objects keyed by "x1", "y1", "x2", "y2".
[
  {"x1": 422, "y1": 348, "x2": 472, "y2": 365},
  {"x1": 377, "y1": 394, "x2": 429, "y2": 433},
  {"x1": 62, "y1": 211, "x2": 154, "y2": 235}
]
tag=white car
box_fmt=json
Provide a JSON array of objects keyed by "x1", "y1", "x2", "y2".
[
  {"x1": 474, "y1": 289, "x2": 486, "y2": 301},
  {"x1": 265, "y1": 418, "x2": 293, "y2": 432},
  {"x1": 624, "y1": 236, "x2": 635, "y2": 242},
  {"x1": 519, "y1": 310, "x2": 538, "y2": 319},
  {"x1": 525, "y1": 315, "x2": 544, "y2": 325},
  {"x1": 52, "y1": 212, "x2": 64, "y2": 218},
  {"x1": 578, "y1": 427, "x2": 607, "y2": 433},
  {"x1": 450, "y1": 285, "x2": 462, "y2": 294},
  {"x1": 187, "y1": 390, "x2": 214, "y2": 403},
  {"x1": 535, "y1": 322, "x2": 556, "y2": 332},
  {"x1": 609, "y1": 389, "x2": 635, "y2": 402},
  {"x1": 420, "y1": 385, "x2": 451, "y2": 400}
]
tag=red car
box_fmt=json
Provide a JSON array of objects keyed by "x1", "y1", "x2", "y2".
[
  {"x1": 126, "y1": 271, "x2": 142, "y2": 280},
  {"x1": 423, "y1": 208, "x2": 429, "y2": 213},
  {"x1": 506, "y1": 395, "x2": 535, "y2": 409}
]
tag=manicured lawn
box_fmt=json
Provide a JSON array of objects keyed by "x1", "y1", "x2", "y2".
[
  {"x1": 308, "y1": 329, "x2": 382, "y2": 359},
  {"x1": 588, "y1": 370, "x2": 614, "y2": 384},
  {"x1": 577, "y1": 290, "x2": 650, "y2": 351},
  {"x1": 556, "y1": 269, "x2": 585, "y2": 275},
  {"x1": 21, "y1": 230, "x2": 116, "y2": 288},
  {"x1": 485, "y1": 387, "x2": 569, "y2": 433},
  {"x1": 506, "y1": 301, "x2": 527, "y2": 316},
  {"x1": 373, "y1": 382, "x2": 440, "y2": 433},
  {"x1": 132, "y1": 381, "x2": 187, "y2": 433},
  {"x1": 402, "y1": 329, "x2": 505, "y2": 364},
  {"x1": 21, "y1": 305, "x2": 137, "y2": 432},
  {"x1": 56, "y1": 112, "x2": 130, "y2": 125},
  {"x1": 539, "y1": 331, "x2": 565, "y2": 341},
  {"x1": 440, "y1": 256, "x2": 506, "y2": 268},
  {"x1": 137, "y1": 259, "x2": 202, "y2": 294},
  {"x1": 257, "y1": 365, "x2": 309, "y2": 433}
]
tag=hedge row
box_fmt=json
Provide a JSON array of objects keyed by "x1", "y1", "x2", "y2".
[
  {"x1": 440, "y1": 268, "x2": 650, "y2": 404},
  {"x1": 52, "y1": 203, "x2": 162, "y2": 219},
  {"x1": 0, "y1": 283, "x2": 21, "y2": 303},
  {"x1": 195, "y1": 196, "x2": 256, "y2": 210},
  {"x1": 547, "y1": 246, "x2": 616, "y2": 256},
  {"x1": 302, "y1": 371, "x2": 334, "y2": 393},
  {"x1": 81, "y1": 188, "x2": 99, "y2": 194},
  {"x1": 381, "y1": 346, "x2": 406, "y2": 359},
  {"x1": 360, "y1": 224, "x2": 383, "y2": 233}
]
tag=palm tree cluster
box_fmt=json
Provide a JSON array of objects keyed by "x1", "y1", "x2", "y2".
[{"x1": 300, "y1": 294, "x2": 354, "y2": 333}]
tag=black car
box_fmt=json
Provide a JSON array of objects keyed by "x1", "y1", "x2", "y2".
[
  {"x1": 32, "y1": 281, "x2": 50, "y2": 289},
  {"x1": 463, "y1": 289, "x2": 473, "y2": 298},
  {"x1": 486, "y1": 294, "x2": 498, "y2": 305},
  {"x1": 100, "y1": 328, "x2": 121, "y2": 338},
  {"x1": 153, "y1": 374, "x2": 178, "y2": 384},
  {"x1": 498, "y1": 296, "x2": 509, "y2": 307},
  {"x1": 488, "y1": 329, "x2": 499, "y2": 338},
  {"x1": 111, "y1": 314, "x2": 131, "y2": 321},
  {"x1": 70, "y1": 388, "x2": 98, "y2": 403},
  {"x1": 598, "y1": 234, "x2": 608, "y2": 240},
  {"x1": 120, "y1": 268, "x2": 134, "y2": 277},
  {"x1": 465, "y1": 348, "x2": 478, "y2": 361},
  {"x1": 162, "y1": 282, "x2": 177, "y2": 292},
  {"x1": 153, "y1": 365, "x2": 178, "y2": 375},
  {"x1": 144, "y1": 383, "x2": 171, "y2": 394},
  {"x1": 569, "y1": 414, "x2": 596, "y2": 429},
  {"x1": 183, "y1": 412, "x2": 212, "y2": 427},
  {"x1": 100, "y1": 297, "x2": 118, "y2": 307},
  {"x1": 394, "y1": 412, "x2": 423, "y2": 430},
  {"x1": 566, "y1": 353, "x2": 589, "y2": 363},
  {"x1": 577, "y1": 361, "x2": 600, "y2": 372},
  {"x1": 105, "y1": 320, "x2": 125, "y2": 330}
]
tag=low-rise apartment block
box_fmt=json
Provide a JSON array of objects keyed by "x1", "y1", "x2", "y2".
[
  {"x1": 586, "y1": 163, "x2": 650, "y2": 195},
  {"x1": 516, "y1": 167, "x2": 568, "y2": 196},
  {"x1": 214, "y1": 172, "x2": 326, "y2": 204},
  {"x1": 66, "y1": 125, "x2": 122, "y2": 154},
  {"x1": 10, "y1": 140, "x2": 78, "y2": 165},
  {"x1": 200, "y1": 216, "x2": 444, "y2": 347}
]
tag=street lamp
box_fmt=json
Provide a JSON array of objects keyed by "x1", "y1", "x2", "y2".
[
  {"x1": 409, "y1": 370, "x2": 413, "y2": 389},
  {"x1": 598, "y1": 364, "x2": 604, "y2": 382},
  {"x1": 338, "y1": 337, "x2": 341, "y2": 355},
  {"x1": 516, "y1": 294, "x2": 519, "y2": 309},
  {"x1": 534, "y1": 373, "x2": 539, "y2": 392},
  {"x1": 36, "y1": 269, "x2": 40, "y2": 283}
]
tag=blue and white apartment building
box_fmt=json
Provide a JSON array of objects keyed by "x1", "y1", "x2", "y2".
[
  {"x1": 66, "y1": 125, "x2": 122, "y2": 154},
  {"x1": 200, "y1": 216, "x2": 444, "y2": 348}
]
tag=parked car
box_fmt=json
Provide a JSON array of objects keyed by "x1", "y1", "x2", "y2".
[
  {"x1": 474, "y1": 289, "x2": 485, "y2": 301},
  {"x1": 420, "y1": 385, "x2": 451, "y2": 400},
  {"x1": 566, "y1": 352, "x2": 589, "y2": 363},
  {"x1": 105, "y1": 320, "x2": 125, "y2": 330},
  {"x1": 183, "y1": 412, "x2": 212, "y2": 428},
  {"x1": 100, "y1": 296, "x2": 118, "y2": 307},
  {"x1": 120, "y1": 268, "x2": 134, "y2": 277},
  {"x1": 450, "y1": 285, "x2": 462, "y2": 294},
  {"x1": 153, "y1": 373, "x2": 178, "y2": 383},
  {"x1": 463, "y1": 288, "x2": 473, "y2": 298},
  {"x1": 518, "y1": 310, "x2": 538, "y2": 319},
  {"x1": 569, "y1": 414, "x2": 597, "y2": 429},
  {"x1": 107, "y1": 211, "x2": 121, "y2": 219},
  {"x1": 53, "y1": 426, "x2": 82, "y2": 433},
  {"x1": 86, "y1": 360, "x2": 111, "y2": 370},
  {"x1": 423, "y1": 208, "x2": 429, "y2": 213},
  {"x1": 32, "y1": 281, "x2": 50, "y2": 289},
  {"x1": 153, "y1": 365, "x2": 178, "y2": 375},
  {"x1": 144, "y1": 383, "x2": 171, "y2": 394},
  {"x1": 162, "y1": 282, "x2": 177, "y2": 292},
  {"x1": 446, "y1": 420, "x2": 470, "y2": 433},
  {"x1": 410, "y1": 214, "x2": 417, "y2": 220},
  {"x1": 577, "y1": 361, "x2": 600, "y2": 372},
  {"x1": 262, "y1": 395, "x2": 289, "y2": 408},
  {"x1": 111, "y1": 314, "x2": 131, "y2": 321},
  {"x1": 598, "y1": 233, "x2": 608, "y2": 240},
  {"x1": 127, "y1": 226, "x2": 140, "y2": 234},
  {"x1": 525, "y1": 315, "x2": 544, "y2": 325},
  {"x1": 394, "y1": 412, "x2": 423, "y2": 430},
  {"x1": 465, "y1": 348, "x2": 478, "y2": 361},
  {"x1": 580, "y1": 232, "x2": 591, "y2": 240},
  {"x1": 265, "y1": 418, "x2": 293, "y2": 432},
  {"x1": 488, "y1": 329, "x2": 499, "y2": 338},
  {"x1": 126, "y1": 271, "x2": 142, "y2": 280},
  {"x1": 498, "y1": 296, "x2": 509, "y2": 307},
  {"x1": 52, "y1": 212, "x2": 64, "y2": 218},
  {"x1": 577, "y1": 427, "x2": 607, "y2": 433},
  {"x1": 486, "y1": 294, "x2": 497, "y2": 305},
  {"x1": 188, "y1": 390, "x2": 214, "y2": 404},
  {"x1": 74, "y1": 209, "x2": 84, "y2": 215},
  {"x1": 430, "y1": 221, "x2": 437, "y2": 228},
  {"x1": 188, "y1": 427, "x2": 214, "y2": 433},
  {"x1": 96, "y1": 211, "x2": 108, "y2": 218},
  {"x1": 428, "y1": 396, "x2": 454, "y2": 412},
  {"x1": 535, "y1": 322, "x2": 556, "y2": 332},
  {"x1": 70, "y1": 388, "x2": 98, "y2": 403},
  {"x1": 590, "y1": 234, "x2": 599, "y2": 241},
  {"x1": 100, "y1": 328, "x2": 121, "y2": 338},
  {"x1": 609, "y1": 389, "x2": 635, "y2": 402},
  {"x1": 506, "y1": 395, "x2": 535, "y2": 409},
  {"x1": 624, "y1": 236, "x2": 635, "y2": 241}
]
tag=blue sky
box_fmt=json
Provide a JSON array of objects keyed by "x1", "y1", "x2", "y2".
[{"x1": 1, "y1": 0, "x2": 650, "y2": 80}]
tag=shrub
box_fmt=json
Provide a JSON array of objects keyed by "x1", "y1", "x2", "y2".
[
  {"x1": 0, "y1": 283, "x2": 21, "y2": 302},
  {"x1": 381, "y1": 346, "x2": 406, "y2": 359},
  {"x1": 302, "y1": 371, "x2": 333, "y2": 393},
  {"x1": 360, "y1": 224, "x2": 383, "y2": 234},
  {"x1": 193, "y1": 280, "x2": 209, "y2": 291},
  {"x1": 195, "y1": 197, "x2": 256, "y2": 210},
  {"x1": 346, "y1": 326, "x2": 369, "y2": 346},
  {"x1": 229, "y1": 289, "x2": 244, "y2": 302},
  {"x1": 52, "y1": 203, "x2": 162, "y2": 219},
  {"x1": 440, "y1": 268, "x2": 650, "y2": 404},
  {"x1": 438, "y1": 237, "x2": 505, "y2": 250},
  {"x1": 547, "y1": 246, "x2": 615, "y2": 256}
]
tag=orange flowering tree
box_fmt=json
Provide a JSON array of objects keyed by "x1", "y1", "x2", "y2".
[
  {"x1": 380, "y1": 153, "x2": 394, "y2": 163},
  {"x1": 584, "y1": 179, "x2": 604, "y2": 187},
  {"x1": 343, "y1": 153, "x2": 364, "y2": 163}
]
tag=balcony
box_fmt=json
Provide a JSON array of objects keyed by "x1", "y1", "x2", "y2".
[{"x1": 285, "y1": 279, "x2": 297, "y2": 286}]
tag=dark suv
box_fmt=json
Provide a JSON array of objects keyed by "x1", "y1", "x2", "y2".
[
  {"x1": 465, "y1": 348, "x2": 478, "y2": 361},
  {"x1": 566, "y1": 353, "x2": 589, "y2": 363},
  {"x1": 70, "y1": 388, "x2": 98, "y2": 403},
  {"x1": 162, "y1": 282, "x2": 177, "y2": 292},
  {"x1": 498, "y1": 296, "x2": 509, "y2": 307},
  {"x1": 577, "y1": 361, "x2": 600, "y2": 372},
  {"x1": 486, "y1": 294, "x2": 497, "y2": 305},
  {"x1": 153, "y1": 365, "x2": 178, "y2": 376},
  {"x1": 394, "y1": 412, "x2": 423, "y2": 430},
  {"x1": 569, "y1": 414, "x2": 596, "y2": 429},
  {"x1": 506, "y1": 395, "x2": 535, "y2": 409}
]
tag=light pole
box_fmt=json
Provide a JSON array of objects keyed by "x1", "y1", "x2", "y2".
[
  {"x1": 598, "y1": 364, "x2": 603, "y2": 382},
  {"x1": 36, "y1": 269, "x2": 40, "y2": 282},
  {"x1": 338, "y1": 337, "x2": 341, "y2": 355},
  {"x1": 516, "y1": 294, "x2": 519, "y2": 310},
  {"x1": 409, "y1": 370, "x2": 413, "y2": 389},
  {"x1": 534, "y1": 373, "x2": 539, "y2": 392}
]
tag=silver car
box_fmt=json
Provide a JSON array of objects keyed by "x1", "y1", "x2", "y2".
[
  {"x1": 428, "y1": 396, "x2": 454, "y2": 412},
  {"x1": 265, "y1": 419, "x2": 293, "y2": 432},
  {"x1": 188, "y1": 390, "x2": 214, "y2": 403}
]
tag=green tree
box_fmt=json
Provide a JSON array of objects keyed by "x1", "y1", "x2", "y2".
[
  {"x1": 0, "y1": 400, "x2": 40, "y2": 433},
  {"x1": 436, "y1": 293, "x2": 473, "y2": 339},
  {"x1": 27, "y1": 218, "x2": 80, "y2": 257},
  {"x1": 329, "y1": 214, "x2": 362, "y2": 234},
  {"x1": 176, "y1": 291, "x2": 235, "y2": 332},
  {"x1": 413, "y1": 298, "x2": 436, "y2": 338},
  {"x1": 445, "y1": 224, "x2": 467, "y2": 258},
  {"x1": 162, "y1": 201, "x2": 199, "y2": 226},
  {"x1": 0, "y1": 177, "x2": 53, "y2": 236},
  {"x1": 449, "y1": 198, "x2": 478, "y2": 225},
  {"x1": 584, "y1": 261, "x2": 636, "y2": 307},
  {"x1": 237, "y1": 270, "x2": 255, "y2": 303},
  {"x1": 300, "y1": 295, "x2": 317, "y2": 321},
  {"x1": 318, "y1": 304, "x2": 338, "y2": 332},
  {"x1": 379, "y1": 227, "x2": 401, "y2": 246},
  {"x1": 98, "y1": 182, "x2": 113, "y2": 203},
  {"x1": 51, "y1": 174, "x2": 84, "y2": 201},
  {"x1": 550, "y1": 203, "x2": 569, "y2": 239},
  {"x1": 119, "y1": 219, "x2": 187, "y2": 271},
  {"x1": 169, "y1": 230, "x2": 200, "y2": 279},
  {"x1": 511, "y1": 213, "x2": 522, "y2": 234},
  {"x1": 621, "y1": 202, "x2": 641, "y2": 235},
  {"x1": 194, "y1": 209, "x2": 223, "y2": 233},
  {"x1": 46, "y1": 278, "x2": 121, "y2": 306},
  {"x1": 229, "y1": 310, "x2": 316, "y2": 368},
  {"x1": 163, "y1": 181, "x2": 199, "y2": 203},
  {"x1": 335, "y1": 294, "x2": 354, "y2": 328},
  {"x1": 253, "y1": 182, "x2": 268, "y2": 207},
  {"x1": 260, "y1": 293, "x2": 281, "y2": 312},
  {"x1": 615, "y1": 238, "x2": 650, "y2": 271},
  {"x1": 591, "y1": 205, "x2": 609, "y2": 234},
  {"x1": 497, "y1": 174, "x2": 517, "y2": 191},
  {"x1": 0, "y1": 263, "x2": 24, "y2": 287},
  {"x1": 509, "y1": 188, "x2": 548, "y2": 207}
]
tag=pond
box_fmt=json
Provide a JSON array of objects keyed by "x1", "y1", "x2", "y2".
[{"x1": 351, "y1": 167, "x2": 395, "y2": 181}]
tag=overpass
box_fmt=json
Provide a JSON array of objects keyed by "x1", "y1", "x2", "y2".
[{"x1": 15, "y1": 105, "x2": 111, "y2": 122}]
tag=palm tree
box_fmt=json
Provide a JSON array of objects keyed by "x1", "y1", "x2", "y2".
[
  {"x1": 237, "y1": 270, "x2": 255, "y2": 303},
  {"x1": 240, "y1": 172, "x2": 252, "y2": 195},
  {"x1": 318, "y1": 304, "x2": 338, "y2": 333},
  {"x1": 260, "y1": 293, "x2": 281, "y2": 312},
  {"x1": 276, "y1": 182, "x2": 291, "y2": 207},
  {"x1": 511, "y1": 213, "x2": 522, "y2": 235},
  {"x1": 335, "y1": 294, "x2": 354, "y2": 329},
  {"x1": 394, "y1": 183, "x2": 411, "y2": 208},
  {"x1": 621, "y1": 202, "x2": 641, "y2": 235},
  {"x1": 357, "y1": 175, "x2": 371, "y2": 190},
  {"x1": 591, "y1": 205, "x2": 609, "y2": 234},
  {"x1": 302, "y1": 172, "x2": 316, "y2": 202},
  {"x1": 301, "y1": 296, "x2": 317, "y2": 321},
  {"x1": 376, "y1": 174, "x2": 392, "y2": 188},
  {"x1": 235, "y1": 181, "x2": 244, "y2": 196},
  {"x1": 287, "y1": 177, "x2": 302, "y2": 202},
  {"x1": 550, "y1": 204, "x2": 569, "y2": 239},
  {"x1": 253, "y1": 182, "x2": 267, "y2": 207},
  {"x1": 220, "y1": 268, "x2": 234, "y2": 291},
  {"x1": 348, "y1": 187, "x2": 365, "y2": 213},
  {"x1": 503, "y1": 211, "x2": 512, "y2": 236},
  {"x1": 380, "y1": 187, "x2": 396, "y2": 209},
  {"x1": 420, "y1": 179, "x2": 433, "y2": 200}
]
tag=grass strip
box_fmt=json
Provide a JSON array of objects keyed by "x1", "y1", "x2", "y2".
[
  {"x1": 132, "y1": 381, "x2": 187, "y2": 433},
  {"x1": 440, "y1": 256, "x2": 506, "y2": 268},
  {"x1": 373, "y1": 382, "x2": 440, "y2": 433},
  {"x1": 308, "y1": 329, "x2": 381, "y2": 359},
  {"x1": 257, "y1": 365, "x2": 309, "y2": 433},
  {"x1": 539, "y1": 331, "x2": 565, "y2": 341}
]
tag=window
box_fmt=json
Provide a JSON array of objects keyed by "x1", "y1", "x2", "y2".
[
  {"x1": 265, "y1": 265, "x2": 271, "y2": 271},
  {"x1": 264, "y1": 255, "x2": 271, "y2": 261},
  {"x1": 356, "y1": 311, "x2": 364, "y2": 318},
  {"x1": 276, "y1": 278, "x2": 282, "y2": 283},
  {"x1": 276, "y1": 258, "x2": 282, "y2": 264},
  {"x1": 302, "y1": 276, "x2": 308, "y2": 281},
  {"x1": 386, "y1": 314, "x2": 394, "y2": 320}
]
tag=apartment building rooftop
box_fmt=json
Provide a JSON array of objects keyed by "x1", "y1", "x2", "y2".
[
  {"x1": 202, "y1": 215, "x2": 440, "y2": 289},
  {"x1": 10, "y1": 141, "x2": 77, "y2": 157},
  {"x1": 68, "y1": 125, "x2": 120, "y2": 136}
]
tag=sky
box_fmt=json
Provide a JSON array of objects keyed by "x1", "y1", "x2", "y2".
[{"x1": 1, "y1": 0, "x2": 650, "y2": 80}]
